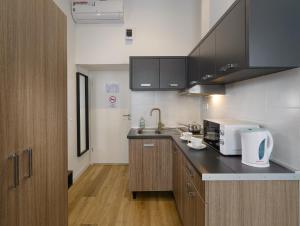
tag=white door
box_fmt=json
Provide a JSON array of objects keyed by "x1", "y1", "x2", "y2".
[{"x1": 90, "y1": 70, "x2": 131, "y2": 164}]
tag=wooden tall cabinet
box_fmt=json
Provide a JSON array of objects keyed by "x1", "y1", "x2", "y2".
[{"x1": 0, "y1": 0, "x2": 68, "y2": 226}]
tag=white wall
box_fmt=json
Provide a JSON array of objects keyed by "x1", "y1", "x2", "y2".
[
  {"x1": 200, "y1": 0, "x2": 300, "y2": 171},
  {"x1": 75, "y1": 0, "x2": 202, "y2": 64},
  {"x1": 52, "y1": 0, "x2": 91, "y2": 180},
  {"x1": 200, "y1": 0, "x2": 235, "y2": 37},
  {"x1": 131, "y1": 92, "x2": 202, "y2": 128}
]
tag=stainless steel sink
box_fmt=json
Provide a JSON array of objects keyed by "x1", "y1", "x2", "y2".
[
  {"x1": 136, "y1": 128, "x2": 161, "y2": 135},
  {"x1": 135, "y1": 128, "x2": 181, "y2": 135}
]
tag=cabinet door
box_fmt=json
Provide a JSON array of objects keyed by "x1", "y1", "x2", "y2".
[
  {"x1": 44, "y1": 1, "x2": 68, "y2": 225},
  {"x1": 216, "y1": 0, "x2": 246, "y2": 76},
  {"x1": 0, "y1": 1, "x2": 21, "y2": 225},
  {"x1": 188, "y1": 47, "x2": 200, "y2": 87},
  {"x1": 172, "y1": 145, "x2": 179, "y2": 202},
  {"x1": 195, "y1": 189, "x2": 206, "y2": 226},
  {"x1": 130, "y1": 58, "x2": 160, "y2": 90},
  {"x1": 160, "y1": 58, "x2": 186, "y2": 89},
  {"x1": 199, "y1": 32, "x2": 216, "y2": 83},
  {"x1": 176, "y1": 150, "x2": 184, "y2": 221},
  {"x1": 183, "y1": 178, "x2": 195, "y2": 226},
  {"x1": 156, "y1": 139, "x2": 172, "y2": 190},
  {"x1": 142, "y1": 139, "x2": 158, "y2": 190},
  {"x1": 129, "y1": 140, "x2": 144, "y2": 191},
  {"x1": 18, "y1": 0, "x2": 48, "y2": 226}
]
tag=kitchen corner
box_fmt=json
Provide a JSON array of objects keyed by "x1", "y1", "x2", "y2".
[{"x1": 127, "y1": 127, "x2": 300, "y2": 225}]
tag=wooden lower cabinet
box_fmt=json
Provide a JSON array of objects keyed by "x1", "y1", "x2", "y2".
[
  {"x1": 129, "y1": 139, "x2": 299, "y2": 226},
  {"x1": 129, "y1": 139, "x2": 172, "y2": 192},
  {"x1": 173, "y1": 144, "x2": 184, "y2": 219},
  {"x1": 172, "y1": 143, "x2": 299, "y2": 226}
]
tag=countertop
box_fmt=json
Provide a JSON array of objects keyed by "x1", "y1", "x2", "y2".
[{"x1": 127, "y1": 128, "x2": 300, "y2": 181}]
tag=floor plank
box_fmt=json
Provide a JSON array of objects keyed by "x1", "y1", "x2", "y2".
[{"x1": 68, "y1": 165, "x2": 182, "y2": 226}]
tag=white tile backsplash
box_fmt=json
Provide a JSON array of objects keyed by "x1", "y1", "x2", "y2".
[
  {"x1": 202, "y1": 68, "x2": 300, "y2": 170},
  {"x1": 131, "y1": 91, "x2": 202, "y2": 128}
]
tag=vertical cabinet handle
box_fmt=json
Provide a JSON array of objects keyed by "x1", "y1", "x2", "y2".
[
  {"x1": 186, "y1": 165, "x2": 194, "y2": 177},
  {"x1": 25, "y1": 148, "x2": 33, "y2": 178},
  {"x1": 9, "y1": 154, "x2": 19, "y2": 189}
]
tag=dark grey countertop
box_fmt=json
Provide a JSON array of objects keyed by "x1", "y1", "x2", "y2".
[{"x1": 127, "y1": 128, "x2": 300, "y2": 181}]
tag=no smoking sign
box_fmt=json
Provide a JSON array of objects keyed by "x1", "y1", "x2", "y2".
[{"x1": 109, "y1": 95, "x2": 117, "y2": 104}]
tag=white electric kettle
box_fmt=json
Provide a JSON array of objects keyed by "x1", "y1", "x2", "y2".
[{"x1": 240, "y1": 128, "x2": 274, "y2": 168}]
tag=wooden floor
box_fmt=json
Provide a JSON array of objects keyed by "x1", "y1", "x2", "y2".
[{"x1": 68, "y1": 165, "x2": 182, "y2": 226}]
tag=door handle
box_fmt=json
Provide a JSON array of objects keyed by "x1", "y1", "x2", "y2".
[
  {"x1": 122, "y1": 114, "x2": 131, "y2": 120},
  {"x1": 24, "y1": 148, "x2": 33, "y2": 178},
  {"x1": 9, "y1": 153, "x2": 19, "y2": 189}
]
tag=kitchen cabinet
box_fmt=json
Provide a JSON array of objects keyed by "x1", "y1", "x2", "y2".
[
  {"x1": 182, "y1": 153, "x2": 205, "y2": 226},
  {"x1": 130, "y1": 57, "x2": 187, "y2": 91},
  {"x1": 215, "y1": 0, "x2": 246, "y2": 77},
  {"x1": 130, "y1": 58, "x2": 160, "y2": 90},
  {"x1": 129, "y1": 139, "x2": 172, "y2": 195},
  {"x1": 188, "y1": 0, "x2": 300, "y2": 85},
  {"x1": 0, "y1": 0, "x2": 67, "y2": 225},
  {"x1": 173, "y1": 143, "x2": 206, "y2": 226},
  {"x1": 187, "y1": 47, "x2": 200, "y2": 87},
  {"x1": 128, "y1": 131, "x2": 299, "y2": 226},
  {"x1": 199, "y1": 32, "x2": 217, "y2": 84},
  {"x1": 172, "y1": 141, "x2": 299, "y2": 226},
  {"x1": 172, "y1": 144, "x2": 184, "y2": 220},
  {"x1": 160, "y1": 58, "x2": 186, "y2": 89}
]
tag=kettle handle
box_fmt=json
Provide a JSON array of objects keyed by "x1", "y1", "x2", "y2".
[{"x1": 266, "y1": 130, "x2": 274, "y2": 158}]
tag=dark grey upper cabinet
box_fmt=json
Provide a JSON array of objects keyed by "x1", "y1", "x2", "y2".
[
  {"x1": 160, "y1": 58, "x2": 186, "y2": 89},
  {"x1": 130, "y1": 58, "x2": 160, "y2": 90},
  {"x1": 188, "y1": 47, "x2": 200, "y2": 87},
  {"x1": 188, "y1": 0, "x2": 300, "y2": 85},
  {"x1": 215, "y1": 0, "x2": 246, "y2": 76},
  {"x1": 199, "y1": 32, "x2": 217, "y2": 83},
  {"x1": 247, "y1": 0, "x2": 300, "y2": 67},
  {"x1": 130, "y1": 57, "x2": 187, "y2": 91}
]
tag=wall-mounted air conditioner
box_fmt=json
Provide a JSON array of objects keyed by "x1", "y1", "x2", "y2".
[{"x1": 72, "y1": 0, "x2": 124, "y2": 24}]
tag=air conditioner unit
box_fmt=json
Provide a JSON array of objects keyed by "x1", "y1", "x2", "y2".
[{"x1": 72, "y1": 0, "x2": 124, "y2": 24}]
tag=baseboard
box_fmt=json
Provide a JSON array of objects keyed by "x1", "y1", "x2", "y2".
[{"x1": 73, "y1": 163, "x2": 91, "y2": 182}]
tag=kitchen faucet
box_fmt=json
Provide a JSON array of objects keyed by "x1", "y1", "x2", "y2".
[{"x1": 150, "y1": 108, "x2": 164, "y2": 133}]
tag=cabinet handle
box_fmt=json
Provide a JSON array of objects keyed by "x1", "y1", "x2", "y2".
[
  {"x1": 143, "y1": 144, "x2": 155, "y2": 147},
  {"x1": 24, "y1": 148, "x2": 33, "y2": 178},
  {"x1": 186, "y1": 165, "x2": 194, "y2": 177},
  {"x1": 169, "y1": 83, "x2": 179, "y2": 87},
  {"x1": 190, "y1": 81, "x2": 198, "y2": 85},
  {"x1": 140, "y1": 83, "x2": 151, "y2": 87},
  {"x1": 186, "y1": 182, "x2": 196, "y2": 197},
  {"x1": 188, "y1": 191, "x2": 197, "y2": 197},
  {"x1": 219, "y1": 63, "x2": 239, "y2": 72},
  {"x1": 202, "y1": 74, "x2": 214, "y2": 80},
  {"x1": 9, "y1": 153, "x2": 19, "y2": 189}
]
